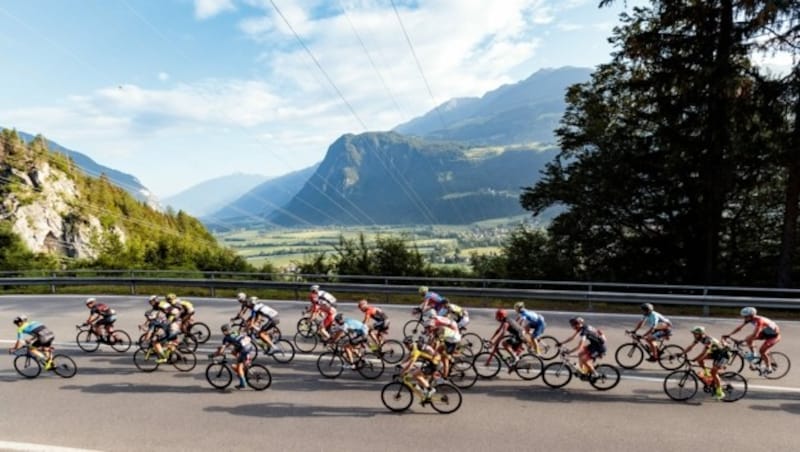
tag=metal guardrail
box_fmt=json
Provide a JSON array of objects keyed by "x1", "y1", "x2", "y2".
[{"x1": 1, "y1": 270, "x2": 800, "y2": 313}]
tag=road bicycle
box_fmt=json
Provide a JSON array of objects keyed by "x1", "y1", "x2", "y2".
[
  {"x1": 10, "y1": 345, "x2": 77, "y2": 379},
  {"x1": 75, "y1": 324, "x2": 132, "y2": 353},
  {"x1": 380, "y1": 371, "x2": 463, "y2": 414},
  {"x1": 296, "y1": 309, "x2": 322, "y2": 338},
  {"x1": 232, "y1": 321, "x2": 295, "y2": 364},
  {"x1": 185, "y1": 321, "x2": 211, "y2": 345},
  {"x1": 138, "y1": 327, "x2": 198, "y2": 353},
  {"x1": 205, "y1": 353, "x2": 272, "y2": 391},
  {"x1": 663, "y1": 360, "x2": 748, "y2": 402},
  {"x1": 447, "y1": 356, "x2": 479, "y2": 389},
  {"x1": 316, "y1": 339, "x2": 385, "y2": 380},
  {"x1": 722, "y1": 337, "x2": 790, "y2": 379},
  {"x1": 402, "y1": 308, "x2": 426, "y2": 339},
  {"x1": 472, "y1": 336, "x2": 544, "y2": 381},
  {"x1": 541, "y1": 349, "x2": 620, "y2": 390},
  {"x1": 614, "y1": 330, "x2": 685, "y2": 370},
  {"x1": 133, "y1": 342, "x2": 197, "y2": 373}
]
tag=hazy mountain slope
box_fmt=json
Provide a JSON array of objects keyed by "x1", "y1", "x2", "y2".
[{"x1": 164, "y1": 173, "x2": 268, "y2": 217}]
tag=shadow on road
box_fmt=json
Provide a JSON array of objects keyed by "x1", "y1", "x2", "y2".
[
  {"x1": 467, "y1": 381, "x2": 675, "y2": 405},
  {"x1": 60, "y1": 382, "x2": 208, "y2": 394},
  {"x1": 205, "y1": 402, "x2": 386, "y2": 418}
]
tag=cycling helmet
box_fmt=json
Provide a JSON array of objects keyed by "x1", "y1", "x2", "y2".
[
  {"x1": 418, "y1": 286, "x2": 429, "y2": 295},
  {"x1": 357, "y1": 299, "x2": 368, "y2": 309},
  {"x1": 691, "y1": 326, "x2": 705, "y2": 335},
  {"x1": 740, "y1": 307, "x2": 757, "y2": 317},
  {"x1": 236, "y1": 292, "x2": 247, "y2": 302},
  {"x1": 86, "y1": 297, "x2": 96, "y2": 306},
  {"x1": 310, "y1": 284, "x2": 320, "y2": 292},
  {"x1": 148, "y1": 295, "x2": 158, "y2": 305},
  {"x1": 513, "y1": 301, "x2": 524, "y2": 312},
  {"x1": 246, "y1": 296, "x2": 258, "y2": 307},
  {"x1": 334, "y1": 313, "x2": 344, "y2": 323},
  {"x1": 640, "y1": 303, "x2": 654, "y2": 313},
  {"x1": 13, "y1": 314, "x2": 27, "y2": 325},
  {"x1": 495, "y1": 309, "x2": 507, "y2": 321},
  {"x1": 569, "y1": 317, "x2": 584, "y2": 327},
  {"x1": 221, "y1": 324, "x2": 231, "y2": 333}
]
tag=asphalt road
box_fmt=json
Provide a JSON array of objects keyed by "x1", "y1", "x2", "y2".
[{"x1": 0, "y1": 295, "x2": 798, "y2": 452}]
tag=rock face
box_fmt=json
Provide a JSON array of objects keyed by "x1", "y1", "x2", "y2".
[{"x1": 0, "y1": 160, "x2": 119, "y2": 259}]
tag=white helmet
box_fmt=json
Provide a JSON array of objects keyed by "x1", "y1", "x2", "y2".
[
  {"x1": 86, "y1": 297, "x2": 97, "y2": 306},
  {"x1": 740, "y1": 307, "x2": 757, "y2": 317},
  {"x1": 310, "y1": 284, "x2": 320, "y2": 292},
  {"x1": 236, "y1": 292, "x2": 247, "y2": 302},
  {"x1": 246, "y1": 296, "x2": 258, "y2": 307}
]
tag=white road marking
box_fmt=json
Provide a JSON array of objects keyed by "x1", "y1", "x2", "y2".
[{"x1": 0, "y1": 440, "x2": 103, "y2": 452}]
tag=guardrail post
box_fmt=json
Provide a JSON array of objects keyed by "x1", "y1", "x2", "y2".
[
  {"x1": 130, "y1": 270, "x2": 135, "y2": 295},
  {"x1": 50, "y1": 272, "x2": 56, "y2": 294},
  {"x1": 210, "y1": 273, "x2": 216, "y2": 298},
  {"x1": 702, "y1": 288, "x2": 709, "y2": 317},
  {"x1": 384, "y1": 278, "x2": 389, "y2": 303},
  {"x1": 587, "y1": 284, "x2": 593, "y2": 311}
]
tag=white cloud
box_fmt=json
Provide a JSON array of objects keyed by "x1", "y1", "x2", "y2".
[
  {"x1": 194, "y1": 0, "x2": 236, "y2": 20},
  {"x1": 158, "y1": 72, "x2": 170, "y2": 81}
]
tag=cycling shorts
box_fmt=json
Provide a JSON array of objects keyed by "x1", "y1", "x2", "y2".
[
  {"x1": 96, "y1": 316, "x2": 116, "y2": 326},
  {"x1": 585, "y1": 342, "x2": 607, "y2": 359}
]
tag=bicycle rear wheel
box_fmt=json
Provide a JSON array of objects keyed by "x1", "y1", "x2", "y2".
[
  {"x1": 726, "y1": 352, "x2": 745, "y2": 373},
  {"x1": 109, "y1": 330, "x2": 132, "y2": 353},
  {"x1": 76, "y1": 330, "x2": 100, "y2": 352},
  {"x1": 663, "y1": 370, "x2": 697, "y2": 401},
  {"x1": 179, "y1": 335, "x2": 198, "y2": 353},
  {"x1": 205, "y1": 363, "x2": 232, "y2": 389},
  {"x1": 658, "y1": 345, "x2": 686, "y2": 370},
  {"x1": 246, "y1": 364, "x2": 272, "y2": 391},
  {"x1": 378, "y1": 339, "x2": 405, "y2": 365},
  {"x1": 514, "y1": 353, "x2": 544, "y2": 381},
  {"x1": 763, "y1": 352, "x2": 790, "y2": 380},
  {"x1": 189, "y1": 322, "x2": 211, "y2": 344},
  {"x1": 317, "y1": 352, "x2": 344, "y2": 379},
  {"x1": 537, "y1": 335, "x2": 560, "y2": 360},
  {"x1": 589, "y1": 364, "x2": 620, "y2": 390},
  {"x1": 541, "y1": 362, "x2": 572, "y2": 388},
  {"x1": 380, "y1": 382, "x2": 413, "y2": 412},
  {"x1": 296, "y1": 317, "x2": 317, "y2": 338},
  {"x1": 473, "y1": 352, "x2": 501, "y2": 379},
  {"x1": 458, "y1": 333, "x2": 484, "y2": 357},
  {"x1": 614, "y1": 343, "x2": 644, "y2": 369},
  {"x1": 133, "y1": 348, "x2": 160, "y2": 373},
  {"x1": 51, "y1": 355, "x2": 78, "y2": 378},
  {"x1": 13, "y1": 354, "x2": 41, "y2": 379},
  {"x1": 170, "y1": 350, "x2": 197, "y2": 372},
  {"x1": 293, "y1": 332, "x2": 318, "y2": 353},
  {"x1": 356, "y1": 352, "x2": 385, "y2": 380},
  {"x1": 270, "y1": 339, "x2": 296, "y2": 364},
  {"x1": 429, "y1": 383, "x2": 463, "y2": 414},
  {"x1": 719, "y1": 372, "x2": 747, "y2": 402},
  {"x1": 449, "y1": 358, "x2": 478, "y2": 389}
]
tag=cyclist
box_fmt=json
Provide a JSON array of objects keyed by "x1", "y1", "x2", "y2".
[
  {"x1": 513, "y1": 301, "x2": 545, "y2": 354},
  {"x1": 560, "y1": 317, "x2": 607, "y2": 378},
  {"x1": 487, "y1": 309, "x2": 528, "y2": 369},
  {"x1": 631, "y1": 303, "x2": 672, "y2": 362},
  {"x1": 358, "y1": 299, "x2": 389, "y2": 347},
  {"x1": 722, "y1": 307, "x2": 781, "y2": 374},
  {"x1": 9, "y1": 315, "x2": 55, "y2": 369},
  {"x1": 245, "y1": 296, "x2": 279, "y2": 353},
  {"x1": 398, "y1": 335, "x2": 440, "y2": 401},
  {"x1": 418, "y1": 286, "x2": 447, "y2": 315},
  {"x1": 684, "y1": 326, "x2": 729, "y2": 400},
  {"x1": 169, "y1": 295, "x2": 195, "y2": 336},
  {"x1": 151, "y1": 294, "x2": 180, "y2": 322},
  {"x1": 213, "y1": 324, "x2": 255, "y2": 390},
  {"x1": 331, "y1": 314, "x2": 369, "y2": 369},
  {"x1": 442, "y1": 299, "x2": 470, "y2": 331},
  {"x1": 232, "y1": 292, "x2": 251, "y2": 322},
  {"x1": 428, "y1": 318, "x2": 461, "y2": 379},
  {"x1": 84, "y1": 297, "x2": 117, "y2": 339},
  {"x1": 309, "y1": 285, "x2": 337, "y2": 341}
]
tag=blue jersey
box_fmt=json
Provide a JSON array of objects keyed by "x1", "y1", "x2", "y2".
[
  {"x1": 16, "y1": 321, "x2": 43, "y2": 340},
  {"x1": 342, "y1": 319, "x2": 368, "y2": 336},
  {"x1": 423, "y1": 291, "x2": 446, "y2": 309},
  {"x1": 519, "y1": 309, "x2": 544, "y2": 327},
  {"x1": 643, "y1": 311, "x2": 670, "y2": 329}
]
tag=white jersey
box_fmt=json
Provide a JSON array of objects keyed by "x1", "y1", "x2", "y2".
[
  {"x1": 317, "y1": 290, "x2": 337, "y2": 306},
  {"x1": 252, "y1": 303, "x2": 278, "y2": 319}
]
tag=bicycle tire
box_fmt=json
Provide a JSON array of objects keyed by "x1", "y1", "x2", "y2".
[
  {"x1": 726, "y1": 352, "x2": 745, "y2": 373},
  {"x1": 720, "y1": 372, "x2": 747, "y2": 402},
  {"x1": 458, "y1": 333, "x2": 484, "y2": 357},
  {"x1": 473, "y1": 352, "x2": 501, "y2": 379},
  {"x1": 449, "y1": 358, "x2": 478, "y2": 389},
  {"x1": 614, "y1": 343, "x2": 644, "y2": 369},
  {"x1": 380, "y1": 381, "x2": 413, "y2": 412},
  {"x1": 429, "y1": 382, "x2": 463, "y2": 414},
  {"x1": 137, "y1": 333, "x2": 150, "y2": 349},
  {"x1": 269, "y1": 327, "x2": 282, "y2": 342},
  {"x1": 378, "y1": 339, "x2": 405, "y2": 365},
  {"x1": 589, "y1": 364, "x2": 620, "y2": 390},
  {"x1": 536, "y1": 335, "x2": 560, "y2": 360},
  {"x1": 52, "y1": 354, "x2": 78, "y2": 378},
  {"x1": 541, "y1": 361, "x2": 572, "y2": 388},
  {"x1": 269, "y1": 339, "x2": 296, "y2": 364},
  {"x1": 171, "y1": 350, "x2": 197, "y2": 372},
  {"x1": 658, "y1": 344, "x2": 686, "y2": 370},
  {"x1": 246, "y1": 364, "x2": 272, "y2": 391},
  {"x1": 109, "y1": 330, "x2": 132, "y2": 353},
  {"x1": 293, "y1": 332, "x2": 318, "y2": 353},
  {"x1": 762, "y1": 352, "x2": 791, "y2": 380},
  {"x1": 663, "y1": 370, "x2": 698, "y2": 401},
  {"x1": 179, "y1": 335, "x2": 199, "y2": 353},
  {"x1": 133, "y1": 347, "x2": 160, "y2": 372},
  {"x1": 205, "y1": 362, "x2": 233, "y2": 389},
  {"x1": 356, "y1": 352, "x2": 385, "y2": 380},
  {"x1": 514, "y1": 353, "x2": 544, "y2": 381},
  {"x1": 189, "y1": 322, "x2": 211, "y2": 344},
  {"x1": 76, "y1": 330, "x2": 100, "y2": 352},
  {"x1": 317, "y1": 352, "x2": 344, "y2": 379},
  {"x1": 402, "y1": 319, "x2": 424, "y2": 338},
  {"x1": 13, "y1": 354, "x2": 41, "y2": 379},
  {"x1": 296, "y1": 317, "x2": 317, "y2": 338}
]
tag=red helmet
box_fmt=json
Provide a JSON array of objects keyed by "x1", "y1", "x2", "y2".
[{"x1": 495, "y1": 309, "x2": 507, "y2": 321}]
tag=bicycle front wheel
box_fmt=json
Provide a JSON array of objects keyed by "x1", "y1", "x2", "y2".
[
  {"x1": 449, "y1": 358, "x2": 478, "y2": 389},
  {"x1": 317, "y1": 352, "x2": 344, "y2": 379},
  {"x1": 246, "y1": 364, "x2": 272, "y2": 391},
  {"x1": 51, "y1": 355, "x2": 78, "y2": 378},
  {"x1": 296, "y1": 317, "x2": 317, "y2": 338},
  {"x1": 170, "y1": 350, "x2": 197, "y2": 372},
  {"x1": 189, "y1": 322, "x2": 211, "y2": 344},
  {"x1": 473, "y1": 352, "x2": 501, "y2": 379},
  {"x1": 614, "y1": 343, "x2": 644, "y2": 369},
  {"x1": 663, "y1": 370, "x2": 698, "y2": 401},
  {"x1": 13, "y1": 354, "x2": 41, "y2": 379},
  {"x1": 76, "y1": 330, "x2": 100, "y2": 352},
  {"x1": 719, "y1": 372, "x2": 747, "y2": 402},
  {"x1": 536, "y1": 336, "x2": 560, "y2": 360},
  {"x1": 293, "y1": 332, "x2": 318, "y2": 353},
  {"x1": 458, "y1": 333, "x2": 484, "y2": 357},
  {"x1": 763, "y1": 352, "x2": 791, "y2": 380},
  {"x1": 378, "y1": 339, "x2": 405, "y2": 365},
  {"x1": 380, "y1": 382, "x2": 413, "y2": 412},
  {"x1": 541, "y1": 362, "x2": 572, "y2": 388},
  {"x1": 403, "y1": 319, "x2": 424, "y2": 338},
  {"x1": 356, "y1": 352, "x2": 385, "y2": 380},
  {"x1": 589, "y1": 364, "x2": 620, "y2": 390},
  {"x1": 270, "y1": 339, "x2": 296, "y2": 364},
  {"x1": 109, "y1": 330, "x2": 132, "y2": 353},
  {"x1": 205, "y1": 363, "x2": 232, "y2": 389},
  {"x1": 658, "y1": 345, "x2": 686, "y2": 370},
  {"x1": 133, "y1": 348, "x2": 160, "y2": 373},
  {"x1": 430, "y1": 383, "x2": 463, "y2": 414},
  {"x1": 514, "y1": 353, "x2": 544, "y2": 381}
]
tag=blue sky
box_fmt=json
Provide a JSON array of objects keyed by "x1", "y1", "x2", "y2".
[{"x1": 0, "y1": 0, "x2": 679, "y2": 197}]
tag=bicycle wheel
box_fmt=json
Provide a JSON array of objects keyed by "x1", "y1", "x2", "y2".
[
  {"x1": 317, "y1": 352, "x2": 344, "y2": 379},
  {"x1": 514, "y1": 353, "x2": 544, "y2": 381},
  {"x1": 726, "y1": 352, "x2": 745, "y2": 373},
  {"x1": 458, "y1": 333, "x2": 484, "y2": 357},
  {"x1": 541, "y1": 362, "x2": 573, "y2": 388},
  {"x1": 296, "y1": 317, "x2": 317, "y2": 338},
  {"x1": 429, "y1": 383, "x2": 463, "y2": 414},
  {"x1": 380, "y1": 381, "x2": 413, "y2": 412},
  {"x1": 663, "y1": 370, "x2": 698, "y2": 401},
  {"x1": 589, "y1": 364, "x2": 620, "y2": 390},
  {"x1": 473, "y1": 352, "x2": 502, "y2": 379},
  {"x1": 268, "y1": 327, "x2": 282, "y2": 342},
  {"x1": 170, "y1": 350, "x2": 197, "y2": 372},
  {"x1": 189, "y1": 322, "x2": 211, "y2": 344},
  {"x1": 356, "y1": 352, "x2": 385, "y2": 380},
  {"x1": 658, "y1": 344, "x2": 686, "y2": 370},
  {"x1": 449, "y1": 358, "x2": 478, "y2": 389},
  {"x1": 51, "y1": 354, "x2": 78, "y2": 378},
  {"x1": 133, "y1": 347, "x2": 160, "y2": 373},
  {"x1": 76, "y1": 330, "x2": 100, "y2": 352},
  {"x1": 205, "y1": 363, "x2": 233, "y2": 389},
  {"x1": 378, "y1": 339, "x2": 405, "y2": 365},
  {"x1": 403, "y1": 319, "x2": 424, "y2": 338},
  {"x1": 137, "y1": 333, "x2": 150, "y2": 349},
  {"x1": 763, "y1": 352, "x2": 791, "y2": 380},
  {"x1": 534, "y1": 335, "x2": 559, "y2": 360},
  {"x1": 293, "y1": 332, "x2": 318, "y2": 353},
  {"x1": 179, "y1": 335, "x2": 198, "y2": 353},
  {"x1": 614, "y1": 343, "x2": 644, "y2": 369},
  {"x1": 719, "y1": 372, "x2": 747, "y2": 402},
  {"x1": 246, "y1": 364, "x2": 272, "y2": 391},
  {"x1": 13, "y1": 354, "x2": 41, "y2": 379},
  {"x1": 269, "y1": 339, "x2": 296, "y2": 364},
  {"x1": 109, "y1": 330, "x2": 132, "y2": 353}
]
